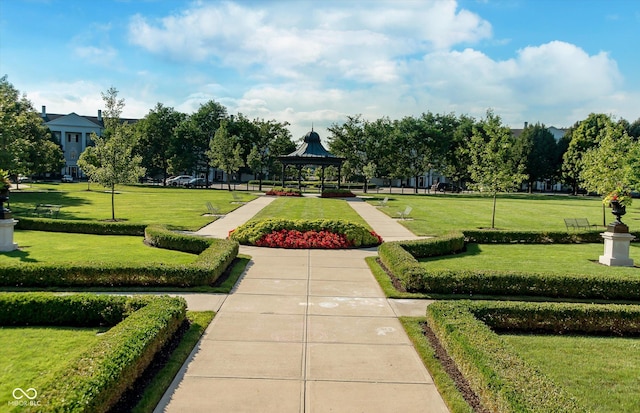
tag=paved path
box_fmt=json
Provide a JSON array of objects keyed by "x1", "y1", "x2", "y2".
[{"x1": 154, "y1": 196, "x2": 446, "y2": 413}]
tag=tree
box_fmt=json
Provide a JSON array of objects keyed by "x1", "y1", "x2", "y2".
[
  {"x1": 135, "y1": 103, "x2": 185, "y2": 184},
  {"x1": 441, "y1": 114, "x2": 475, "y2": 189},
  {"x1": 247, "y1": 119, "x2": 294, "y2": 190},
  {"x1": 562, "y1": 113, "x2": 615, "y2": 195},
  {"x1": 515, "y1": 123, "x2": 559, "y2": 193},
  {"x1": 362, "y1": 162, "x2": 376, "y2": 193},
  {"x1": 0, "y1": 76, "x2": 64, "y2": 183},
  {"x1": 79, "y1": 88, "x2": 145, "y2": 220},
  {"x1": 208, "y1": 121, "x2": 243, "y2": 191},
  {"x1": 467, "y1": 110, "x2": 528, "y2": 228},
  {"x1": 580, "y1": 122, "x2": 638, "y2": 216}
]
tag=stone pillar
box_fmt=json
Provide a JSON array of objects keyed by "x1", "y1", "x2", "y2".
[
  {"x1": 0, "y1": 219, "x2": 18, "y2": 252},
  {"x1": 599, "y1": 223, "x2": 635, "y2": 267}
]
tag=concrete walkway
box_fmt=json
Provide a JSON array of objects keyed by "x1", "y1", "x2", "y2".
[{"x1": 154, "y1": 196, "x2": 446, "y2": 413}]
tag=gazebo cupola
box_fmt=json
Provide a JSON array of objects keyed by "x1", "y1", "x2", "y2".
[{"x1": 278, "y1": 129, "x2": 344, "y2": 191}]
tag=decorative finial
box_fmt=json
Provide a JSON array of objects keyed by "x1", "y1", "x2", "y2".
[{"x1": 311, "y1": 123, "x2": 314, "y2": 132}]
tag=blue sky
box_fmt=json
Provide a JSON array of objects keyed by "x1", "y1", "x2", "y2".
[{"x1": 1, "y1": 0, "x2": 638, "y2": 139}]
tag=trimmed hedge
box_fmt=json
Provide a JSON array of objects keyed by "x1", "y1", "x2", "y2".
[
  {"x1": 426, "y1": 301, "x2": 640, "y2": 412},
  {"x1": 229, "y1": 218, "x2": 382, "y2": 248},
  {"x1": 15, "y1": 216, "x2": 146, "y2": 236},
  {"x1": 2, "y1": 293, "x2": 186, "y2": 413},
  {"x1": 378, "y1": 232, "x2": 640, "y2": 301},
  {"x1": 0, "y1": 227, "x2": 238, "y2": 287},
  {"x1": 464, "y1": 229, "x2": 607, "y2": 244}
]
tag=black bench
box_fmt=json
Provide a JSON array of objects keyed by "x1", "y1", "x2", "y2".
[
  {"x1": 33, "y1": 204, "x2": 61, "y2": 218},
  {"x1": 564, "y1": 218, "x2": 596, "y2": 231}
]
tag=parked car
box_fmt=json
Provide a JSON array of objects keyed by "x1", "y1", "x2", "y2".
[
  {"x1": 186, "y1": 178, "x2": 207, "y2": 188},
  {"x1": 432, "y1": 182, "x2": 461, "y2": 193},
  {"x1": 166, "y1": 175, "x2": 193, "y2": 186},
  {"x1": 17, "y1": 175, "x2": 32, "y2": 183},
  {"x1": 61, "y1": 174, "x2": 74, "y2": 183}
]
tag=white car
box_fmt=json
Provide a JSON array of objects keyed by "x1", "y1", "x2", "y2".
[
  {"x1": 61, "y1": 174, "x2": 74, "y2": 182},
  {"x1": 167, "y1": 175, "x2": 193, "y2": 186}
]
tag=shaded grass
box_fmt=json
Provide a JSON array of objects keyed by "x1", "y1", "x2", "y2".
[
  {"x1": 9, "y1": 184, "x2": 257, "y2": 231},
  {"x1": 132, "y1": 311, "x2": 214, "y2": 413},
  {"x1": 369, "y1": 193, "x2": 640, "y2": 236},
  {"x1": 419, "y1": 243, "x2": 640, "y2": 277},
  {"x1": 0, "y1": 326, "x2": 104, "y2": 405},
  {"x1": 2, "y1": 230, "x2": 196, "y2": 265},
  {"x1": 250, "y1": 197, "x2": 371, "y2": 228},
  {"x1": 503, "y1": 334, "x2": 640, "y2": 413}
]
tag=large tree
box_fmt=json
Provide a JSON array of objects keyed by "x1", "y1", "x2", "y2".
[
  {"x1": 515, "y1": 123, "x2": 559, "y2": 193},
  {"x1": 247, "y1": 119, "x2": 294, "y2": 190},
  {"x1": 135, "y1": 103, "x2": 185, "y2": 184},
  {"x1": 78, "y1": 88, "x2": 145, "y2": 220},
  {"x1": 208, "y1": 121, "x2": 244, "y2": 191},
  {"x1": 0, "y1": 76, "x2": 64, "y2": 183},
  {"x1": 562, "y1": 113, "x2": 615, "y2": 195},
  {"x1": 580, "y1": 122, "x2": 639, "y2": 215},
  {"x1": 467, "y1": 110, "x2": 528, "y2": 228}
]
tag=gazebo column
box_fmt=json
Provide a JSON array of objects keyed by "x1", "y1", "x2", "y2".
[
  {"x1": 297, "y1": 165, "x2": 303, "y2": 190},
  {"x1": 281, "y1": 164, "x2": 286, "y2": 187},
  {"x1": 321, "y1": 165, "x2": 325, "y2": 192},
  {"x1": 337, "y1": 165, "x2": 341, "y2": 189}
]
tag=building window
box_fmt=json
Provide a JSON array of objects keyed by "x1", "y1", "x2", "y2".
[{"x1": 75, "y1": 134, "x2": 79, "y2": 142}]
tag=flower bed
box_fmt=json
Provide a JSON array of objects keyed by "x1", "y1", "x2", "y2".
[
  {"x1": 230, "y1": 218, "x2": 383, "y2": 249},
  {"x1": 265, "y1": 187, "x2": 302, "y2": 196}
]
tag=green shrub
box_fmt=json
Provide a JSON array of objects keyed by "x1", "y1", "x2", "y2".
[
  {"x1": 2, "y1": 293, "x2": 186, "y2": 413},
  {"x1": 463, "y1": 229, "x2": 605, "y2": 244},
  {"x1": 16, "y1": 217, "x2": 146, "y2": 236},
  {"x1": 145, "y1": 224, "x2": 213, "y2": 253},
  {"x1": 230, "y1": 218, "x2": 381, "y2": 247},
  {"x1": 0, "y1": 228, "x2": 239, "y2": 287},
  {"x1": 427, "y1": 301, "x2": 594, "y2": 413}
]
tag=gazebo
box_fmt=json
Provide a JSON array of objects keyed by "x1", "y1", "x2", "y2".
[{"x1": 278, "y1": 129, "x2": 344, "y2": 191}]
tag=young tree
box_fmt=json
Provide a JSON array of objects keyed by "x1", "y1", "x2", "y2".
[
  {"x1": 80, "y1": 88, "x2": 145, "y2": 220},
  {"x1": 0, "y1": 76, "x2": 64, "y2": 182},
  {"x1": 467, "y1": 110, "x2": 528, "y2": 228},
  {"x1": 580, "y1": 123, "x2": 638, "y2": 217},
  {"x1": 208, "y1": 121, "x2": 244, "y2": 191}
]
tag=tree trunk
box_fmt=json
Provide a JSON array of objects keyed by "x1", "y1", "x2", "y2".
[
  {"x1": 111, "y1": 184, "x2": 116, "y2": 221},
  {"x1": 491, "y1": 192, "x2": 497, "y2": 229}
]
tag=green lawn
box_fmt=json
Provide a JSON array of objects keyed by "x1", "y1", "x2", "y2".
[
  {"x1": 8, "y1": 183, "x2": 257, "y2": 231},
  {"x1": 503, "y1": 334, "x2": 640, "y2": 412},
  {"x1": 0, "y1": 326, "x2": 103, "y2": 406},
  {"x1": 250, "y1": 197, "x2": 371, "y2": 228},
  {"x1": 419, "y1": 243, "x2": 640, "y2": 277},
  {"x1": 369, "y1": 193, "x2": 640, "y2": 236},
  {"x1": 1, "y1": 230, "x2": 197, "y2": 265}
]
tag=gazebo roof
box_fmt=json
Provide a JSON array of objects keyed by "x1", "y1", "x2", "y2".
[{"x1": 279, "y1": 130, "x2": 343, "y2": 166}]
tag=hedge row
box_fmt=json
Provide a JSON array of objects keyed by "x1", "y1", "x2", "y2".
[
  {"x1": 464, "y1": 229, "x2": 607, "y2": 244},
  {"x1": 265, "y1": 186, "x2": 302, "y2": 196},
  {"x1": 248, "y1": 180, "x2": 377, "y2": 190},
  {"x1": 15, "y1": 216, "x2": 146, "y2": 236},
  {"x1": 0, "y1": 293, "x2": 145, "y2": 326},
  {"x1": 378, "y1": 233, "x2": 465, "y2": 291},
  {"x1": 229, "y1": 218, "x2": 382, "y2": 248},
  {"x1": 0, "y1": 227, "x2": 238, "y2": 287},
  {"x1": 378, "y1": 233, "x2": 640, "y2": 300},
  {"x1": 426, "y1": 301, "x2": 640, "y2": 412},
  {"x1": 3, "y1": 293, "x2": 187, "y2": 413}
]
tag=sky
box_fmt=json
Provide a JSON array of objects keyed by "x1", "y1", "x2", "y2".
[{"x1": 1, "y1": 0, "x2": 639, "y2": 140}]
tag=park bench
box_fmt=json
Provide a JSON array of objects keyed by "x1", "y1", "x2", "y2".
[
  {"x1": 377, "y1": 197, "x2": 389, "y2": 207},
  {"x1": 564, "y1": 218, "x2": 596, "y2": 231},
  {"x1": 33, "y1": 204, "x2": 61, "y2": 218},
  {"x1": 396, "y1": 206, "x2": 413, "y2": 220},
  {"x1": 231, "y1": 192, "x2": 247, "y2": 204},
  {"x1": 205, "y1": 202, "x2": 222, "y2": 216}
]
